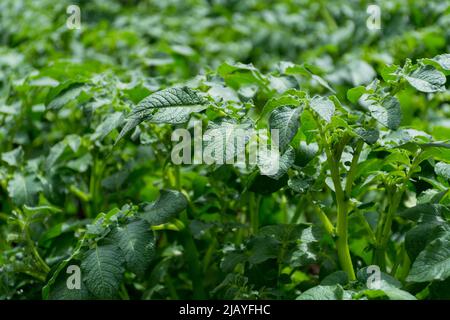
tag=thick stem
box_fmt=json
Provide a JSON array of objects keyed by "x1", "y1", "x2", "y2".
[{"x1": 316, "y1": 119, "x2": 356, "y2": 280}]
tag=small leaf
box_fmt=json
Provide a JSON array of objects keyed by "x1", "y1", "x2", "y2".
[
  {"x1": 310, "y1": 96, "x2": 335, "y2": 123},
  {"x1": 355, "y1": 128, "x2": 379, "y2": 145},
  {"x1": 1, "y1": 147, "x2": 24, "y2": 167},
  {"x1": 347, "y1": 86, "x2": 366, "y2": 104},
  {"x1": 368, "y1": 96, "x2": 401, "y2": 130}
]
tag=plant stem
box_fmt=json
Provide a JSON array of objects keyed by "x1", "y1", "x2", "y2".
[
  {"x1": 345, "y1": 139, "x2": 364, "y2": 196},
  {"x1": 180, "y1": 211, "x2": 206, "y2": 299},
  {"x1": 374, "y1": 152, "x2": 422, "y2": 270},
  {"x1": 249, "y1": 192, "x2": 259, "y2": 234},
  {"x1": 307, "y1": 193, "x2": 335, "y2": 236},
  {"x1": 315, "y1": 118, "x2": 356, "y2": 280}
]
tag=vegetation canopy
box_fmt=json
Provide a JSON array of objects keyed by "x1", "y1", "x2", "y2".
[{"x1": 0, "y1": 0, "x2": 449, "y2": 300}]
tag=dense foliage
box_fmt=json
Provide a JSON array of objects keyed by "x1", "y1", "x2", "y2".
[{"x1": 1, "y1": 0, "x2": 450, "y2": 300}]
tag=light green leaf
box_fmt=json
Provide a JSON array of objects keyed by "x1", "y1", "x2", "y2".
[
  {"x1": 300, "y1": 110, "x2": 317, "y2": 143},
  {"x1": 1, "y1": 147, "x2": 24, "y2": 167},
  {"x1": 347, "y1": 86, "x2": 367, "y2": 104},
  {"x1": 435, "y1": 162, "x2": 450, "y2": 179},
  {"x1": 310, "y1": 96, "x2": 335, "y2": 123},
  {"x1": 404, "y1": 65, "x2": 446, "y2": 93},
  {"x1": 431, "y1": 54, "x2": 450, "y2": 70}
]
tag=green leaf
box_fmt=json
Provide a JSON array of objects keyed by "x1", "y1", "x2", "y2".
[
  {"x1": 294, "y1": 141, "x2": 318, "y2": 166},
  {"x1": 310, "y1": 96, "x2": 335, "y2": 123},
  {"x1": 404, "y1": 65, "x2": 446, "y2": 93},
  {"x1": 321, "y1": 271, "x2": 349, "y2": 286},
  {"x1": 297, "y1": 285, "x2": 344, "y2": 300},
  {"x1": 430, "y1": 54, "x2": 450, "y2": 71},
  {"x1": 48, "y1": 265, "x2": 91, "y2": 300},
  {"x1": 405, "y1": 222, "x2": 449, "y2": 261},
  {"x1": 288, "y1": 176, "x2": 313, "y2": 193},
  {"x1": 354, "y1": 128, "x2": 379, "y2": 145},
  {"x1": 398, "y1": 204, "x2": 447, "y2": 223},
  {"x1": 140, "y1": 189, "x2": 188, "y2": 225},
  {"x1": 435, "y1": 162, "x2": 450, "y2": 180},
  {"x1": 202, "y1": 119, "x2": 252, "y2": 165},
  {"x1": 257, "y1": 146, "x2": 295, "y2": 179},
  {"x1": 81, "y1": 244, "x2": 125, "y2": 299},
  {"x1": 368, "y1": 96, "x2": 401, "y2": 130},
  {"x1": 1, "y1": 146, "x2": 24, "y2": 167},
  {"x1": 46, "y1": 83, "x2": 85, "y2": 110},
  {"x1": 347, "y1": 86, "x2": 366, "y2": 104},
  {"x1": 7, "y1": 173, "x2": 42, "y2": 206},
  {"x1": 247, "y1": 236, "x2": 279, "y2": 265},
  {"x1": 269, "y1": 106, "x2": 301, "y2": 151},
  {"x1": 407, "y1": 233, "x2": 450, "y2": 282},
  {"x1": 300, "y1": 109, "x2": 317, "y2": 143},
  {"x1": 248, "y1": 172, "x2": 288, "y2": 195},
  {"x1": 116, "y1": 87, "x2": 206, "y2": 143},
  {"x1": 111, "y1": 218, "x2": 155, "y2": 277},
  {"x1": 91, "y1": 112, "x2": 124, "y2": 141}
]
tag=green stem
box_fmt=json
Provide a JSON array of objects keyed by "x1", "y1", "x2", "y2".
[
  {"x1": 307, "y1": 193, "x2": 335, "y2": 236},
  {"x1": 24, "y1": 223, "x2": 50, "y2": 274},
  {"x1": 345, "y1": 139, "x2": 364, "y2": 196},
  {"x1": 374, "y1": 152, "x2": 422, "y2": 270},
  {"x1": 180, "y1": 210, "x2": 206, "y2": 299},
  {"x1": 119, "y1": 283, "x2": 130, "y2": 300},
  {"x1": 315, "y1": 117, "x2": 355, "y2": 280},
  {"x1": 249, "y1": 192, "x2": 259, "y2": 234}
]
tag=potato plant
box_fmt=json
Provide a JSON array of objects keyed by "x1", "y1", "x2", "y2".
[{"x1": 0, "y1": 0, "x2": 450, "y2": 300}]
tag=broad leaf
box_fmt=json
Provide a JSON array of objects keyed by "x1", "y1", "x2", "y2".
[
  {"x1": 269, "y1": 106, "x2": 301, "y2": 151},
  {"x1": 7, "y1": 173, "x2": 42, "y2": 206},
  {"x1": 117, "y1": 87, "x2": 206, "y2": 143},
  {"x1": 111, "y1": 218, "x2": 155, "y2": 277},
  {"x1": 81, "y1": 244, "x2": 125, "y2": 299},
  {"x1": 404, "y1": 65, "x2": 446, "y2": 93},
  {"x1": 310, "y1": 96, "x2": 335, "y2": 123},
  {"x1": 140, "y1": 190, "x2": 188, "y2": 225},
  {"x1": 368, "y1": 96, "x2": 401, "y2": 130},
  {"x1": 407, "y1": 233, "x2": 450, "y2": 282}
]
